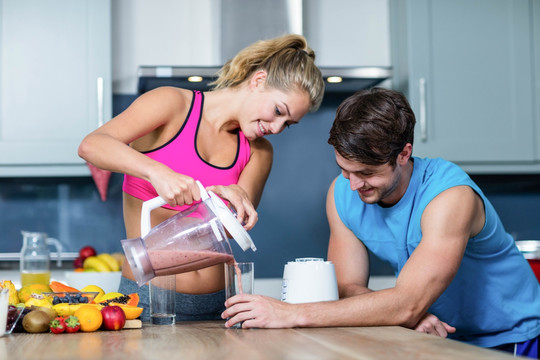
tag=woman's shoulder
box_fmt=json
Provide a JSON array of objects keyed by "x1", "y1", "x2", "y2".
[
  {"x1": 244, "y1": 137, "x2": 273, "y2": 168},
  {"x1": 249, "y1": 137, "x2": 273, "y2": 156},
  {"x1": 139, "y1": 86, "x2": 194, "y2": 111}
]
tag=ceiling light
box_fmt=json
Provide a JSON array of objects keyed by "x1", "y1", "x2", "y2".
[
  {"x1": 188, "y1": 76, "x2": 203, "y2": 82},
  {"x1": 327, "y1": 76, "x2": 343, "y2": 83}
]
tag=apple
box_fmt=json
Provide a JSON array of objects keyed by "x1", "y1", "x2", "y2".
[
  {"x1": 73, "y1": 256, "x2": 84, "y2": 269},
  {"x1": 79, "y1": 246, "x2": 97, "y2": 261},
  {"x1": 101, "y1": 305, "x2": 126, "y2": 331}
]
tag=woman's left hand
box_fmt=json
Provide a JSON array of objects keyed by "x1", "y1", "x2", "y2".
[{"x1": 206, "y1": 184, "x2": 258, "y2": 230}]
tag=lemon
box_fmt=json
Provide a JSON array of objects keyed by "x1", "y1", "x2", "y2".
[
  {"x1": 80, "y1": 285, "x2": 105, "y2": 303},
  {"x1": 24, "y1": 293, "x2": 53, "y2": 308}
]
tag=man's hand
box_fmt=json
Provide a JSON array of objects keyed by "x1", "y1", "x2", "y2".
[
  {"x1": 222, "y1": 294, "x2": 300, "y2": 329},
  {"x1": 413, "y1": 313, "x2": 456, "y2": 337}
]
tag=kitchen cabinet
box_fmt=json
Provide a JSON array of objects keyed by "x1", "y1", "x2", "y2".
[
  {"x1": 304, "y1": 0, "x2": 390, "y2": 68},
  {"x1": 391, "y1": 0, "x2": 540, "y2": 173},
  {"x1": 0, "y1": 0, "x2": 111, "y2": 176}
]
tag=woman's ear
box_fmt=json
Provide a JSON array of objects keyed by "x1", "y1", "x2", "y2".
[{"x1": 249, "y1": 70, "x2": 267, "y2": 89}]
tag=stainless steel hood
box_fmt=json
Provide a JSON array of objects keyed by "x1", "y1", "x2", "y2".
[
  {"x1": 138, "y1": 65, "x2": 391, "y2": 94},
  {"x1": 137, "y1": 0, "x2": 391, "y2": 94}
]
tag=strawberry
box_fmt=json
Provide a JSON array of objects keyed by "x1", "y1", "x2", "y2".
[
  {"x1": 64, "y1": 315, "x2": 81, "y2": 333},
  {"x1": 49, "y1": 317, "x2": 66, "y2": 334}
]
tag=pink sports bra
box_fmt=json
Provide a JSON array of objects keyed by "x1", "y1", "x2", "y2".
[{"x1": 122, "y1": 90, "x2": 251, "y2": 211}]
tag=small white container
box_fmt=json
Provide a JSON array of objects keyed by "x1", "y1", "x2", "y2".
[{"x1": 281, "y1": 258, "x2": 339, "y2": 304}]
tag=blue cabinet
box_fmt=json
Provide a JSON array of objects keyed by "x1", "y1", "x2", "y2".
[
  {"x1": 391, "y1": 0, "x2": 539, "y2": 173},
  {"x1": 0, "y1": 0, "x2": 111, "y2": 176}
]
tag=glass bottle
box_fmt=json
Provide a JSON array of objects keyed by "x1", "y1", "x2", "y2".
[{"x1": 20, "y1": 231, "x2": 62, "y2": 287}]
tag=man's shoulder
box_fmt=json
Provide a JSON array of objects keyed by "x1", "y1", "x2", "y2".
[
  {"x1": 415, "y1": 157, "x2": 465, "y2": 179},
  {"x1": 414, "y1": 157, "x2": 476, "y2": 196}
]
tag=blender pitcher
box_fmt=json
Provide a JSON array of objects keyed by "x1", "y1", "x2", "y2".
[
  {"x1": 20, "y1": 231, "x2": 63, "y2": 287},
  {"x1": 121, "y1": 181, "x2": 256, "y2": 286}
]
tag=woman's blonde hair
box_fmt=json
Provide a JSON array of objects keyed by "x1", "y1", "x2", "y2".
[{"x1": 210, "y1": 34, "x2": 324, "y2": 112}]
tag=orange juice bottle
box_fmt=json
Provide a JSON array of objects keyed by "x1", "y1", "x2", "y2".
[
  {"x1": 20, "y1": 231, "x2": 62, "y2": 287},
  {"x1": 20, "y1": 271, "x2": 51, "y2": 287}
]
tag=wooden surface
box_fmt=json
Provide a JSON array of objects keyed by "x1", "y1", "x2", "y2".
[{"x1": 0, "y1": 321, "x2": 520, "y2": 360}]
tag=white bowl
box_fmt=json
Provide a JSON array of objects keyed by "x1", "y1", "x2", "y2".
[{"x1": 64, "y1": 271, "x2": 122, "y2": 294}]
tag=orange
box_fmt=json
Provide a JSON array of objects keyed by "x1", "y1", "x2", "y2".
[{"x1": 74, "y1": 305, "x2": 103, "y2": 332}]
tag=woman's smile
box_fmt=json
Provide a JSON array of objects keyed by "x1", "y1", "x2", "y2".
[{"x1": 257, "y1": 120, "x2": 268, "y2": 137}]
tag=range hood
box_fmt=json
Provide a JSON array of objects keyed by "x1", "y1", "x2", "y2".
[
  {"x1": 137, "y1": 0, "x2": 391, "y2": 94},
  {"x1": 138, "y1": 65, "x2": 391, "y2": 94}
]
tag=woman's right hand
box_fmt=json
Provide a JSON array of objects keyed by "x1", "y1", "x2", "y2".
[{"x1": 148, "y1": 166, "x2": 201, "y2": 208}]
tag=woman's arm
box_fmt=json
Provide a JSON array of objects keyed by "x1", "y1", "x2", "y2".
[
  {"x1": 78, "y1": 87, "x2": 201, "y2": 207},
  {"x1": 207, "y1": 137, "x2": 273, "y2": 230}
]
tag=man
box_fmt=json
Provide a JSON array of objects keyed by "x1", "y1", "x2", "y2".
[{"x1": 222, "y1": 88, "x2": 540, "y2": 358}]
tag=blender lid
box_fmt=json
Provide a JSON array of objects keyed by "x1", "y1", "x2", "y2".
[{"x1": 207, "y1": 190, "x2": 257, "y2": 251}]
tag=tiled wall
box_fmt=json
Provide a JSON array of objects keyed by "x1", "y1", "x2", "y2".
[{"x1": 1, "y1": 94, "x2": 539, "y2": 277}]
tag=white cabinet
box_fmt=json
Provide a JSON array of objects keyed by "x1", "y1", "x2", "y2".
[
  {"x1": 305, "y1": 0, "x2": 391, "y2": 68},
  {"x1": 0, "y1": 0, "x2": 111, "y2": 176},
  {"x1": 391, "y1": 0, "x2": 540, "y2": 173}
]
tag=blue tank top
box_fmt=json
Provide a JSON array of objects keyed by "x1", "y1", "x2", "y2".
[{"x1": 334, "y1": 157, "x2": 540, "y2": 347}]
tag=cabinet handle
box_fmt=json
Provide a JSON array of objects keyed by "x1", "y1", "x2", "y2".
[
  {"x1": 419, "y1": 78, "x2": 427, "y2": 142},
  {"x1": 97, "y1": 77, "x2": 104, "y2": 128}
]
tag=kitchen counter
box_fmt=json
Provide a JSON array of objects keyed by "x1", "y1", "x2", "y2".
[
  {"x1": 1, "y1": 321, "x2": 519, "y2": 360},
  {"x1": 0, "y1": 269, "x2": 397, "y2": 298}
]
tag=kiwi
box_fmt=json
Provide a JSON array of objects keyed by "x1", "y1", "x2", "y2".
[
  {"x1": 22, "y1": 310, "x2": 51, "y2": 333},
  {"x1": 30, "y1": 306, "x2": 58, "y2": 322}
]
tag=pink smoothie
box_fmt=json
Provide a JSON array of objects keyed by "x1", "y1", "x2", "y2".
[
  {"x1": 235, "y1": 263, "x2": 243, "y2": 294},
  {"x1": 147, "y1": 249, "x2": 234, "y2": 276}
]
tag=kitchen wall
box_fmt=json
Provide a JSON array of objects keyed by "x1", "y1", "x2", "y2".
[
  {"x1": 2, "y1": 92, "x2": 540, "y2": 276},
  {"x1": 1, "y1": 0, "x2": 539, "y2": 278}
]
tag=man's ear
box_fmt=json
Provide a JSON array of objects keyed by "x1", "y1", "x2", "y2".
[
  {"x1": 397, "y1": 143, "x2": 413, "y2": 165},
  {"x1": 249, "y1": 70, "x2": 267, "y2": 89}
]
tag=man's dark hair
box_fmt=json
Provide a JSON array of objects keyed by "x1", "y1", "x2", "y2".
[{"x1": 328, "y1": 87, "x2": 416, "y2": 167}]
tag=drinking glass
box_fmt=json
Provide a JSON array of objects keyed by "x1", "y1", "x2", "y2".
[
  {"x1": 149, "y1": 275, "x2": 175, "y2": 325},
  {"x1": 224, "y1": 262, "x2": 254, "y2": 329}
]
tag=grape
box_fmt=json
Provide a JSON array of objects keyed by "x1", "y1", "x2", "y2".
[{"x1": 12, "y1": 308, "x2": 31, "y2": 333}]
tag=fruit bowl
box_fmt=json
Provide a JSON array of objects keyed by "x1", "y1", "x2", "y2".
[
  {"x1": 43, "y1": 292, "x2": 99, "y2": 305},
  {"x1": 4, "y1": 305, "x2": 25, "y2": 336},
  {"x1": 64, "y1": 271, "x2": 122, "y2": 294}
]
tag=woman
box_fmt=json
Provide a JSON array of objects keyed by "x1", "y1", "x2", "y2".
[{"x1": 78, "y1": 34, "x2": 325, "y2": 321}]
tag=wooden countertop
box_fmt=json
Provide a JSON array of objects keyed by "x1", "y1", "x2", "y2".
[{"x1": 1, "y1": 321, "x2": 519, "y2": 360}]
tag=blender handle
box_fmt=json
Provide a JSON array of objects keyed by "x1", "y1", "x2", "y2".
[
  {"x1": 140, "y1": 180, "x2": 210, "y2": 237},
  {"x1": 140, "y1": 196, "x2": 167, "y2": 238}
]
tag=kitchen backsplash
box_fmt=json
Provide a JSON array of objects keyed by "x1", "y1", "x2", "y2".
[{"x1": 0, "y1": 94, "x2": 539, "y2": 277}]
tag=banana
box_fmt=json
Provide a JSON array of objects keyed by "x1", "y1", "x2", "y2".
[
  {"x1": 97, "y1": 253, "x2": 120, "y2": 272},
  {"x1": 52, "y1": 303, "x2": 82, "y2": 317},
  {"x1": 53, "y1": 303, "x2": 103, "y2": 316},
  {"x1": 111, "y1": 252, "x2": 125, "y2": 269},
  {"x1": 83, "y1": 255, "x2": 111, "y2": 272}
]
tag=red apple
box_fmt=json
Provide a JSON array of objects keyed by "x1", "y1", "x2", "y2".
[
  {"x1": 101, "y1": 305, "x2": 126, "y2": 331},
  {"x1": 73, "y1": 256, "x2": 84, "y2": 269},
  {"x1": 79, "y1": 246, "x2": 97, "y2": 261}
]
